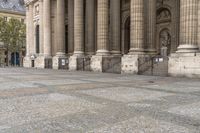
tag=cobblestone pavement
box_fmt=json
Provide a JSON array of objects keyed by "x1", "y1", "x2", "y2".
[{"x1": 0, "y1": 68, "x2": 200, "y2": 133}]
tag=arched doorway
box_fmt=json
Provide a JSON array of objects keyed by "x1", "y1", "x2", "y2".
[
  {"x1": 156, "y1": 7, "x2": 173, "y2": 55},
  {"x1": 123, "y1": 16, "x2": 130, "y2": 54},
  {"x1": 11, "y1": 52, "x2": 20, "y2": 66},
  {"x1": 35, "y1": 25, "x2": 40, "y2": 54}
]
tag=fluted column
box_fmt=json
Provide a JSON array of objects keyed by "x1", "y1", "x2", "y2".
[
  {"x1": 85, "y1": 0, "x2": 96, "y2": 55},
  {"x1": 198, "y1": 0, "x2": 200, "y2": 49},
  {"x1": 43, "y1": 0, "x2": 51, "y2": 57},
  {"x1": 68, "y1": 0, "x2": 74, "y2": 55},
  {"x1": 146, "y1": 0, "x2": 156, "y2": 53},
  {"x1": 39, "y1": 0, "x2": 44, "y2": 55},
  {"x1": 56, "y1": 0, "x2": 66, "y2": 56},
  {"x1": 27, "y1": 4, "x2": 34, "y2": 55},
  {"x1": 129, "y1": 0, "x2": 144, "y2": 54},
  {"x1": 110, "y1": 0, "x2": 121, "y2": 55},
  {"x1": 74, "y1": 0, "x2": 84, "y2": 55},
  {"x1": 25, "y1": 5, "x2": 31, "y2": 56},
  {"x1": 96, "y1": 0, "x2": 109, "y2": 55},
  {"x1": 178, "y1": 0, "x2": 199, "y2": 52}
]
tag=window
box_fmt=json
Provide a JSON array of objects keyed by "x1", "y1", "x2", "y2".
[{"x1": 35, "y1": 5, "x2": 39, "y2": 15}]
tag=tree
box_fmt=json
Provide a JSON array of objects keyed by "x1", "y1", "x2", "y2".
[{"x1": 0, "y1": 18, "x2": 26, "y2": 66}]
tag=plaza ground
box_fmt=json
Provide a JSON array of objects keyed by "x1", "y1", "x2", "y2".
[{"x1": 0, "y1": 68, "x2": 200, "y2": 133}]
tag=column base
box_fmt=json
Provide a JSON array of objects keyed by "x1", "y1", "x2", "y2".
[
  {"x1": 121, "y1": 54, "x2": 140, "y2": 74},
  {"x1": 145, "y1": 48, "x2": 157, "y2": 54},
  {"x1": 23, "y1": 56, "x2": 32, "y2": 68},
  {"x1": 35, "y1": 56, "x2": 52, "y2": 69},
  {"x1": 111, "y1": 50, "x2": 121, "y2": 55},
  {"x1": 177, "y1": 44, "x2": 199, "y2": 53},
  {"x1": 129, "y1": 48, "x2": 145, "y2": 55},
  {"x1": 91, "y1": 55, "x2": 121, "y2": 73},
  {"x1": 96, "y1": 50, "x2": 110, "y2": 56},
  {"x1": 169, "y1": 53, "x2": 200, "y2": 78},
  {"x1": 122, "y1": 54, "x2": 157, "y2": 74},
  {"x1": 53, "y1": 55, "x2": 69, "y2": 70},
  {"x1": 69, "y1": 55, "x2": 85, "y2": 71}
]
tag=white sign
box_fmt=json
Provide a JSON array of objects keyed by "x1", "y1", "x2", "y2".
[
  {"x1": 159, "y1": 58, "x2": 164, "y2": 62},
  {"x1": 62, "y1": 59, "x2": 66, "y2": 66}
]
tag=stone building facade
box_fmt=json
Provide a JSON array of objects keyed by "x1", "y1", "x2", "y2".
[
  {"x1": 0, "y1": 0, "x2": 26, "y2": 66},
  {"x1": 24, "y1": 0, "x2": 200, "y2": 78}
]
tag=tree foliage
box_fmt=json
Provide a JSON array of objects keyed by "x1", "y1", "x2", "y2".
[
  {"x1": 0, "y1": 17, "x2": 26, "y2": 65},
  {"x1": 0, "y1": 18, "x2": 26, "y2": 52}
]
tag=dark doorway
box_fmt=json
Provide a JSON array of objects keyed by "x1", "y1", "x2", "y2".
[
  {"x1": 124, "y1": 17, "x2": 130, "y2": 54},
  {"x1": 65, "y1": 25, "x2": 68, "y2": 54},
  {"x1": 36, "y1": 25, "x2": 40, "y2": 54},
  {"x1": 11, "y1": 52, "x2": 20, "y2": 66}
]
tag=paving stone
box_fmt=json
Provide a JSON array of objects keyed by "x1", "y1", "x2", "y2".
[
  {"x1": 80, "y1": 87, "x2": 174, "y2": 102},
  {"x1": 0, "y1": 68, "x2": 199, "y2": 132},
  {"x1": 168, "y1": 102, "x2": 200, "y2": 120}
]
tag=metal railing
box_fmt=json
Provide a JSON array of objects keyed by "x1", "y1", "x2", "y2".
[{"x1": 138, "y1": 55, "x2": 169, "y2": 75}]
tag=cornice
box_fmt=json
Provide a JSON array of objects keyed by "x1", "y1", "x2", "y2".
[{"x1": 24, "y1": 0, "x2": 38, "y2": 6}]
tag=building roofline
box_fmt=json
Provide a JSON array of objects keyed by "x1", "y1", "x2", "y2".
[
  {"x1": 25, "y1": 0, "x2": 38, "y2": 6},
  {"x1": 0, "y1": 9, "x2": 25, "y2": 16}
]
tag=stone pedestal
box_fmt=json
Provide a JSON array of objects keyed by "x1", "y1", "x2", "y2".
[
  {"x1": 121, "y1": 55, "x2": 140, "y2": 74},
  {"x1": 35, "y1": 56, "x2": 52, "y2": 69},
  {"x1": 69, "y1": 55, "x2": 85, "y2": 71},
  {"x1": 161, "y1": 46, "x2": 168, "y2": 56},
  {"x1": 91, "y1": 55, "x2": 121, "y2": 73},
  {"x1": 53, "y1": 56, "x2": 68, "y2": 70},
  {"x1": 23, "y1": 56, "x2": 31, "y2": 68},
  {"x1": 169, "y1": 53, "x2": 200, "y2": 78}
]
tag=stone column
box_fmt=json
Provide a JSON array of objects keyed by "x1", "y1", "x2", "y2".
[
  {"x1": 96, "y1": 0, "x2": 109, "y2": 55},
  {"x1": 146, "y1": 0, "x2": 156, "y2": 53},
  {"x1": 39, "y1": 0, "x2": 44, "y2": 55},
  {"x1": 68, "y1": 0, "x2": 74, "y2": 55},
  {"x1": 23, "y1": 4, "x2": 33, "y2": 67},
  {"x1": 43, "y1": 0, "x2": 51, "y2": 57},
  {"x1": 169, "y1": 0, "x2": 200, "y2": 77},
  {"x1": 121, "y1": 0, "x2": 145, "y2": 74},
  {"x1": 53, "y1": 0, "x2": 67, "y2": 69},
  {"x1": 74, "y1": 0, "x2": 84, "y2": 55},
  {"x1": 29, "y1": 4, "x2": 34, "y2": 55},
  {"x1": 129, "y1": 0, "x2": 144, "y2": 54},
  {"x1": 91, "y1": 0, "x2": 122, "y2": 73},
  {"x1": 110, "y1": 0, "x2": 121, "y2": 55},
  {"x1": 85, "y1": 0, "x2": 96, "y2": 55},
  {"x1": 56, "y1": 0, "x2": 66, "y2": 56},
  {"x1": 69, "y1": 0, "x2": 84, "y2": 71},
  {"x1": 25, "y1": 5, "x2": 31, "y2": 56},
  {"x1": 198, "y1": 0, "x2": 200, "y2": 49},
  {"x1": 178, "y1": 0, "x2": 199, "y2": 52}
]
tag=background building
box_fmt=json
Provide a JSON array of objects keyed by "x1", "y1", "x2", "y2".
[
  {"x1": 0, "y1": 0, "x2": 25, "y2": 66},
  {"x1": 24, "y1": 0, "x2": 200, "y2": 78}
]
